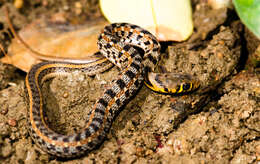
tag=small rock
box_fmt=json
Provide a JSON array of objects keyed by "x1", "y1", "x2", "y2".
[
  {"x1": 136, "y1": 146, "x2": 145, "y2": 156},
  {"x1": 0, "y1": 105, "x2": 8, "y2": 115},
  {"x1": 8, "y1": 119, "x2": 17, "y2": 127},
  {"x1": 63, "y1": 92, "x2": 69, "y2": 98},
  {"x1": 0, "y1": 122, "x2": 10, "y2": 137}
]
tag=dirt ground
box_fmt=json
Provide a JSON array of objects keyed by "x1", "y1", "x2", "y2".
[{"x1": 0, "y1": 0, "x2": 259, "y2": 164}]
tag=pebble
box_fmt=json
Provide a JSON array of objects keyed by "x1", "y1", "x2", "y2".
[
  {"x1": 63, "y1": 92, "x2": 69, "y2": 98},
  {"x1": 0, "y1": 122, "x2": 10, "y2": 136},
  {"x1": 136, "y1": 147, "x2": 145, "y2": 156},
  {"x1": 0, "y1": 106, "x2": 8, "y2": 115},
  {"x1": 8, "y1": 119, "x2": 17, "y2": 127}
]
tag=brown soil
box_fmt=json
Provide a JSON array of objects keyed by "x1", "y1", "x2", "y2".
[{"x1": 0, "y1": 0, "x2": 259, "y2": 163}]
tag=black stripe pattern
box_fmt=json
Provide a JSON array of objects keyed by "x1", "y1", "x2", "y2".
[{"x1": 26, "y1": 23, "x2": 161, "y2": 158}]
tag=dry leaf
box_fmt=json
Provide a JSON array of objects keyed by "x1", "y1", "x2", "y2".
[{"x1": 1, "y1": 17, "x2": 108, "y2": 72}]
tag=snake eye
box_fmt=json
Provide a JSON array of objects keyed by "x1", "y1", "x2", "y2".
[{"x1": 182, "y1": 83, "x2": 191, "y2": 91}]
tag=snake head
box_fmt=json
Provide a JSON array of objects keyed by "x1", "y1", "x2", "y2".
[{"x1": 145, "y1": 72, "x2": 200, "y2": 94}]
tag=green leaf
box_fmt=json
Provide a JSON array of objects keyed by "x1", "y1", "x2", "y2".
[{"x1": 233, "y1": 0, "x2": 260, "y2": 38}]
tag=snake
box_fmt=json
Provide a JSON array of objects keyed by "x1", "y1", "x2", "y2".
[{"x1": 25, "y1": 23, "x2": 199, "y2": 158}]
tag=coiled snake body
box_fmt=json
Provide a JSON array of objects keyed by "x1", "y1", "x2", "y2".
[{"x1": 25, "y1": 23, "x2": 198, "y2": 157}]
